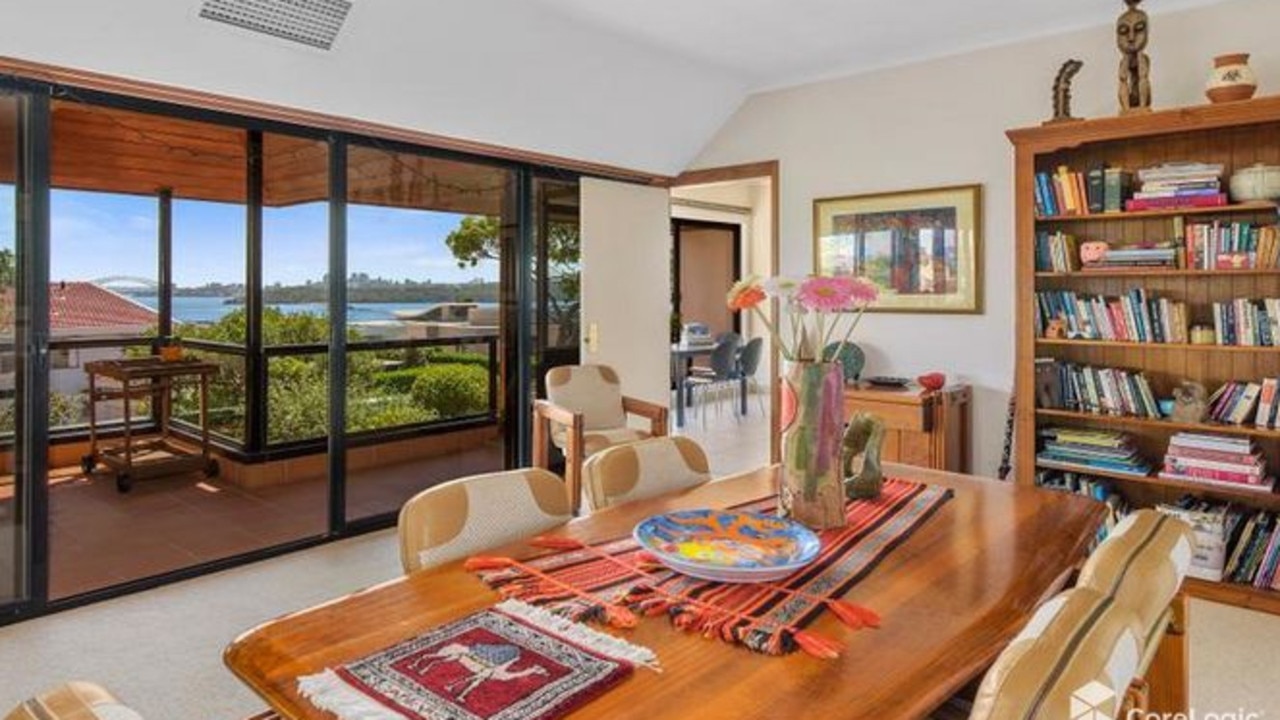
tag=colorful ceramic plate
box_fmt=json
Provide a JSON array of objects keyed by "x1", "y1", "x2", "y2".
[{"x1": 633, "y1": 509, "x2": 821, "y2": 583}]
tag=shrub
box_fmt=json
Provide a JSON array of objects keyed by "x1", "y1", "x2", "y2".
[
  {"x1": 424, "y1": 348, "x2": 491, "y2": 369},
  {"x1": 411, "y1": 364, "x2": 490, "y2": 419}
]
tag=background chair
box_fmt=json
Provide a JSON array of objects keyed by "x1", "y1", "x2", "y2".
[
  {"x1": 581, "y1": 436, "x2": 712, "y2": 511},
  {"x1": 397, "y1": 468, "x2": 571, "y2": 574},
  {"x1": 736, "y1": 336, "x2": 765, "y2": 416},
  {"x1": 684, "y1": 335, "x2": 741, "y2": 425},
  {"x1": 5, "y1": 681, "x2": 143, "y2": 720},
  {"x1": 532, "y1": 364, "x2": 667, "y2": 514}
]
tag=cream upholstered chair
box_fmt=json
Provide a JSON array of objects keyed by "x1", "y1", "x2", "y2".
[
  {"x1": 1075, "y1": 509, "x2": 1196, "y2": 708},
  {"x1": 581, "y1": 436, "x2": 711, "y2": 512},
  {"x1": 5, "y1": 681, "x2": 143, "y2": 720},
  {"x1": 532, "y1": 364, "x2": 668, "y2": 514},
  {"x1": 398, "y1": 468, "x2": 572, "y2": 574},
  {"x1": 968, "y1": 587, "x2": 1146, "y2": 720}
]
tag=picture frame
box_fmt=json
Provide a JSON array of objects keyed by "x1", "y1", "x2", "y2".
[{"x1": 813, "y1": 184, "x2": 983, "y2": 314}]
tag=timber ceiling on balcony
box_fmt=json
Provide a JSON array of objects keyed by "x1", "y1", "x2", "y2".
[{"x1": 45, "y1": 100, "x2": 507, "y2": 216}]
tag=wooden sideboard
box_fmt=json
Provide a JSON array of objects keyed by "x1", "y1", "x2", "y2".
[{"x1": 843, "y1": 384, "x2": 972, "y2": 473}]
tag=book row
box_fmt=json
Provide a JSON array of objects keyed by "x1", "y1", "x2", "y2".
[
  {"x1": 1183, "y1": 221, "x2": 1280, "y2": 270},
  {"x1": 1205, "y1": 380, "x2": 1280, "y2": 430},
  {"x1": 1160, "y1": 499, "x2": 1280, "y2": 587},
  {"x1": 1033, "y1": 361, "x2": 1161, "y2": 419},
  {"x1": 1211, "y1": 298, "x2": 1280, "y2": 346},
  {"x1": 1036, "y1": 289, "x2": 1188, "y2": 344},
  {"x1": 1161, "y1": 433, "x2": 1273, "y2": 492}
]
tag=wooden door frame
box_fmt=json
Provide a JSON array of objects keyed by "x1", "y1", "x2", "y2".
[{"x1": 670, "y1": 161, "x2": 780, "y2": 463}]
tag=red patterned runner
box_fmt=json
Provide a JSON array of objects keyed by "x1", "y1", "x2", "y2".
[
  {"x1": 298, "y1": 600, "x2": 658, "y2": 720},
  {"x1": 472, "y1": 478, "x2": 952, "y2": 657}
]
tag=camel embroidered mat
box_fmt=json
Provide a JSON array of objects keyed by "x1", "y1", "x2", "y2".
[
  {"x1": 297, "y1": 599, "x2": 658, "y2": 720},
  {"x1": 472, "y1": 479, "x2": 953, "y2": 658}
]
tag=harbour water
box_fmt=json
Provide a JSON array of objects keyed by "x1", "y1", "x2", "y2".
[{"x1": 130, "y1": 295, "x2": 491, "y2": 324}]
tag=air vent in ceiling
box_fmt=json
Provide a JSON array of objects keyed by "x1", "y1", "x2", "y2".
[{"x1": 199, "y1": 0, "x2": 352, "y2": 51}]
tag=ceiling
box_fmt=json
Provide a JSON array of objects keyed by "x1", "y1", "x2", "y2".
[
  {"x1": 527, "y1": 0, "x2": 1230, "y2": 90},
  {"x1": 0, "y1": 0, "x2": 1237, "y2": 176}
]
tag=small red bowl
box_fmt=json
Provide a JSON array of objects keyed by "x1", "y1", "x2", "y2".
[{"x1": 916, "y1": 373, "x2": 946, "y2": 391}]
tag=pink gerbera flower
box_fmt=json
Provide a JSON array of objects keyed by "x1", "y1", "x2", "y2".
[
  {"x1": 847, "y1": 277, "x2": 879, "y2": 306},
  {"x1": 796, "y1": 276, "x2": 862, "y2": 312}
]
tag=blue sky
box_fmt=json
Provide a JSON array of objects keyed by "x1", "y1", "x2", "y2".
[{"x1": 0, "y1": 188, "x2": 498, "y2": 287}]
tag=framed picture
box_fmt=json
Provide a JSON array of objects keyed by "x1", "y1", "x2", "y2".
[{"x1": 814, "y1": 184, "x2": 983, "y2": 314}]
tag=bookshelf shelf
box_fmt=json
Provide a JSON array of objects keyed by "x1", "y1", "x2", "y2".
[
  {"x1": 1035, "y1": 268, "x2": 1280, "y2": 279},
  {"x1": 1036, "y1": 338, "x2": 1280, "y2": 354},
  {"x1": 1012, "y1": 100, "x2": 1280, "y2": 614},
  {"x1": 1035, "y1": 201, "x2": 1278, "y2": 223},
  {"x1": 1035, "y1": 408, "x2": 1280, "y2": 440}
]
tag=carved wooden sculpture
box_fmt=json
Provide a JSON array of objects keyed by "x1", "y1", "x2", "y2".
[
  {"x1": 842, "y1": 412, "x2": 884, "y2": 500},
  {"x1": 1050, "y1": 59, "x2": 1084, "y2": 124},
  {"x1": 1117, "y1": 0, "x2": 1152, "y2": 114}
]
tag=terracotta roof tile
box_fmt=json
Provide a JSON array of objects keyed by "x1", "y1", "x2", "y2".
[{"x1": 48, "y1": 282, "x2": 157, "y2": 331}]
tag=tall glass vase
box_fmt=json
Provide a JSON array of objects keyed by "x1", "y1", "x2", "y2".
[{"x1": 778, "y1": 361, "x2": 847, "y2": 530}]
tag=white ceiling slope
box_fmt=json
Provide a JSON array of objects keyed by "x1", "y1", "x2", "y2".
[
  {"x1": 0, "y1": 0, "x2": 1235, "y2": 175},
  {"x1": 0, "y1": 0, "x2": 747, "y2": 175},
  {"x1": 529, "y1": 0, "x2": 1230, "y2": 91}
]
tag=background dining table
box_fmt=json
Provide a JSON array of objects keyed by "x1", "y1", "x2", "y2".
[{"x1": 225, "y1": 463, "x2": 1105, "y2": 719}]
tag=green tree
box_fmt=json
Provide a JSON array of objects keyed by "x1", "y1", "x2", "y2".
[{"x1": 445, "y1": 215, "x2": 581, "y2": 345}]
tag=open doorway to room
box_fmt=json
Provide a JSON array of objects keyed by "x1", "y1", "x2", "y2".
[{"x1": 669, "y1": 168, "x2": 776, "y2": 477}]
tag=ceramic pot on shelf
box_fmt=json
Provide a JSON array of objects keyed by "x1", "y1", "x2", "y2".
[
  {"x1": 778, "y1": 361, "x2": 847, "y2": 531},
  {"x1": 1206, "y1": 53, "x2": 1258, "y2": 104}
]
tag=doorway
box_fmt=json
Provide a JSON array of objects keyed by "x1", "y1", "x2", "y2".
[{"x1": 671, "y1": 219, "x2": 741, "y2": 342}]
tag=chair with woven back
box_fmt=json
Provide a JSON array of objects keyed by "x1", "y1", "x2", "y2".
[
  {"x1": 5, "y1": 681, "x2": 143, "y2": 720},
  {"x1": 397, "y1": 468, "x2": 572, "y2": 574},
  {"x1": 580, "y1": 436, "x2": 712, "y2": 512},
  {"x1": 531, "y1": 364, "x2": 668, "y2": 514}
]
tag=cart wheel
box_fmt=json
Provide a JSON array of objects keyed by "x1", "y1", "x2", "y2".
[
  {"x1": 80, "y1": 454, "x2": 96, "y2": 475},
  {"x1": 204, "y1": 459, "x2": 220, "y2": 478},
  {"x1": 115, "y1": 474, "x2": 133, "y2": 494}
]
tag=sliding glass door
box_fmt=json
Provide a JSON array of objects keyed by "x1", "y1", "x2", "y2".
[{"x1": 0, "y1": 90, "x2": 25, "y2": 612}]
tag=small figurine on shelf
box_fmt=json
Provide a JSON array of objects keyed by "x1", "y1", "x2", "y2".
[
  {"x1": 1045, "y1": 317, "x2": 1068, "y2": 339},
  {"x1": 842, "y1": 412, "x2": 885, "y2": 501},
  {"x1": 1171, "y1": 381, "x2": 1208, "y2": 423},
  {"x1": 1117, "y1": 0, "x2": 1152, "y2": 115},
  {"x1": 1080, "y1": 240, "x2": 1110, "y2": 266},
  {"x1": 1047, "y1": 59, "x2": 1085, "y2": 125}
]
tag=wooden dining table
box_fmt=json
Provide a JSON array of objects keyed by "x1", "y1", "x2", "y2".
[{"x1": 225, "y1": 463, "x2": 1105, "y2": 719}]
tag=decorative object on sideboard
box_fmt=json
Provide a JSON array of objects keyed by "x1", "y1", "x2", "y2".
[
  {"x1": 814, "y1": 184, "x2": 983, "y2": 314},
  {"x1": 822, "y1": 341, "x2": 865, "y2": 384},
  {"x1": 842, "y1": 412, "x2": 885, "y2": 501},
  {"x1": 1171, "y1": 381, "x2": 1208, "y2": 423},
  {"x1": 1228, "y1": 163, "x2": 1280, "y2": 202},
  {"x1": 916, "y1": 372, "x2": 946, "y2": 392},
  {"x1": 1116, "y1": 0, "x2": 1152, "y2": 115},
  {"x1": 1207, "y1": 53, "x2": 1258, "y2": 104},
  {"x1": 1080, "y1": 240, "x2": 1111, "y2": 266},
  {"x1": 728, "y1": 275, "x2": 877, "y2": 530},
  {"x1": 1047, "y1": 59, "x2": 1085, "y2": 125},
  {"x1": 865, "y1": 376, "x2": 911, "y2": 388}
]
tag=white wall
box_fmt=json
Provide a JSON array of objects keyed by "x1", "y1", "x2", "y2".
[
  {"x1": 580, "y1": 178, "x2": 671, "y2": 407},
  {"x1": 689, "y1": 0, "x2": 1280, "y2": 476},
  {"x1": 0, "y1": 0, "x2": 745, "y2": 175}
]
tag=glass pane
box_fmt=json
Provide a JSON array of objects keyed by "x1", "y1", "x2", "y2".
[
  {"x1": 533, "y1": 178, "x2": 580, "y2": 397},
  {"x1": 0, "y1": 91, "x2": 21, "y2": 606},
  {"x1": 344, "y1": 146, "x2": 509, "y2": 520},
  {"x1": 263, "y1": 134, "x2": 329, "y2": 344}
]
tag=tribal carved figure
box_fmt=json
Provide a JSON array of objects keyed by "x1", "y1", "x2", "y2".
[
  {"x1": 1117, "y1": 0, "x2": 1152, "y2": 114},
  {"x1": 842, "y1": 412, "x2": 884, "y2": 501},
  {"x1": 1052, "y1": 59, "x2": 1084, "y2": 123}
]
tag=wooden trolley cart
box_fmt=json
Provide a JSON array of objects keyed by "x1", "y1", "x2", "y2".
[{"x1": 81, "y1": 357, "x2": 221, "y2": 493}]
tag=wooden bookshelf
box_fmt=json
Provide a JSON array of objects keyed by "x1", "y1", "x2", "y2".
[{"x1": 1009, "y1": 97, "x2": 1280, "y2": 615}]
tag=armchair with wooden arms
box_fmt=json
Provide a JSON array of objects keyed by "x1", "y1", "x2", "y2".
[{"x1": 531, "y1": 364, "x2": 668, "y2": 514}]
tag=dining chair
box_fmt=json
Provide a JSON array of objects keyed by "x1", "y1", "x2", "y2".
[
  {"x1": 967, "y1": 586, "x2": 1146, "y2": 719},
  {"x1": 1074, "y1": 509, "x2": 1196, "y2": 708},
  {"x1": 5, "y1": 681, "x2": 143, "y2": 720},
  {"x1": 581, "y1": 436, "x2": 712, "y2": 511},
  {"x1": 397, "y1": 468, "x2": 572, "y2": 574},
  {"x1": 532, "y1": 364, "x2": 668, "y2": 514},
  {"x1": 736, "y1": 337, "x2": 766, "y2": 416},
  {"x1": 684, "y1": 335, "x2": 741, "y2": 426}
]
